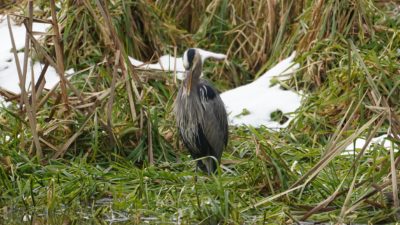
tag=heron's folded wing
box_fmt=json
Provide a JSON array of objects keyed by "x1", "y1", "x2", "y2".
[{"x1": 198, "y1": 81, "x2": 228, "y2": 159}]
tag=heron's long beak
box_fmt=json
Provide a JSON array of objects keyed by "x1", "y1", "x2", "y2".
[{"x1": 186, "y1": 71, "x2": 192, "y2": 96}]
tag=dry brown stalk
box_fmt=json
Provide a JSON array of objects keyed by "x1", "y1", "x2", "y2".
[
  {"x1": 29, "y1": 63, "x2": 48, "y2": 104},
  {"x1": 50, "y1": 0, "x2": 69, "y2": 108},
  {"x1": 7, "y1": 3, "x2": 43, "y2": 159}
]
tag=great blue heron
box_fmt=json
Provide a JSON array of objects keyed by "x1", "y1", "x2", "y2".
[{"x1": 174, "y1": 48, "x2": 228, "y2": 174}]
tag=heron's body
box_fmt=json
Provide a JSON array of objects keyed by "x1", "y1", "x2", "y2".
[{"x1": 174, "y1": 48, "x2": 228, "y2": 174}]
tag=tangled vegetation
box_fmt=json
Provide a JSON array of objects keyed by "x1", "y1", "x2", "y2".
[{"x1": 0, "y1": 0, "x2": 399, "y2": 224}]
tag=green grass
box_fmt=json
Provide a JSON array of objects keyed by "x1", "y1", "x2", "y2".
[
  {"x1": 1, "y1": 127, "x2": 398, "y2": 223},
  {"x1": 1, "y1": 0, "x2": 400, "y2": 224}
]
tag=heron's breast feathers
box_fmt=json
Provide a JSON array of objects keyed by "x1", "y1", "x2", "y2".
[{"x1": 174, "y1": 81, "x2": 228, "y2": 157}]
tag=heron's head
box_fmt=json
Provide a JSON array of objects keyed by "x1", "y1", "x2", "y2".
[
  {"x1": 182, "y1": 48, "x2": 202, "y2": 95},
  {"x1": 183, "y1": 48, "x2": 201, "y2": 72}
]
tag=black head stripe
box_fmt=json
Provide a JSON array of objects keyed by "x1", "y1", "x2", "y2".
[{"x1": 187, "y1": 48, "x2": 196, "y2": 69}]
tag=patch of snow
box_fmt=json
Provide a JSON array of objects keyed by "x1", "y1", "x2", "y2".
[
  {"x1": 0, "y1": 15, "x2": 50, "y2": 62},
  {"x1": 342, "y1": 134, "x2": 399, "y2": 155},
  {"x1": 129, "y1": 54, "x2": 186, "y2": 80},
  {"x1": 221, "y1": 52, "x2": 301, "y2": 128},
  {"x1": 128, "y1": 56, "x2": 146, "y2": 67},
  {"x1": 0, "y1": 16, "x2": 73, "y2": 105},
  {"x1": 0, "y1": 53, "x2": 74, "y2": 94},
  {"x1": 159, "y1": 55, "x2": 186, "y2": 72},
  {"x1": 128, "y1": 48, "x2": 227, "y2": 81}
]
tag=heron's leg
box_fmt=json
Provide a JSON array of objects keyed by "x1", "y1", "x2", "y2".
[
  {"x1": 207, "y1": 159, "x2": 211, "y2": 176},
  {"x1": 196, "y1": 160, "x2": 207, "y2": 173},
  {"x1": 203, "y1": 158, "x2": 214, "y2": 175}
]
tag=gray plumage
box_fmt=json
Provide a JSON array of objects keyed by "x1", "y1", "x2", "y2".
[{"x1": 174, "y1": 48, "x2": 228, "y2": 174}]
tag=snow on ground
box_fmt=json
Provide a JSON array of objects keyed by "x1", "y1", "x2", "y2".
[
  {"x1": 129, "y1": 54, "x2": 186, "y2": 80},
  {"x1": 129, "y1": 48, "x2": 227, "y2": 81},
  {"x1": 342, "y1": 134, "x2": 399, "y2": 156},
  {"x1": 0, "y1": 16, "x2": 73, "y2": 104},
  {"x1": 221, "y1": 52, "x2": 301, "y2": 128},
  {"x1": 130, "y1": 50, "x2": 302, "y2": 128}
]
